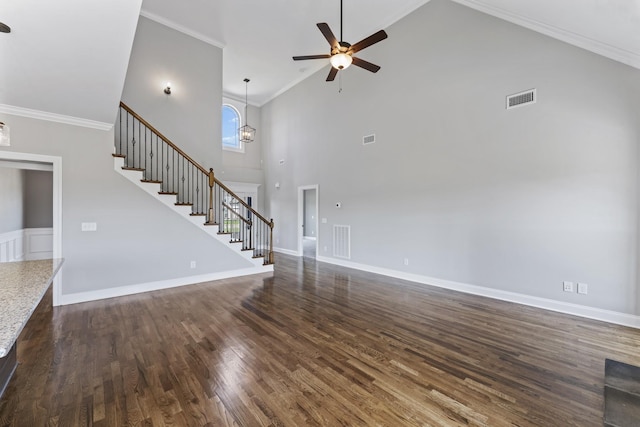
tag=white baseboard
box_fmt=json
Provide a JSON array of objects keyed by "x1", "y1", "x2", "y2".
[
  {"x1": 59, "y1": 265, "x2": 273, "y2": 306},
  {"x1": 315, "y1": 255, "x2": 640, "y2": 329},
  {"x1": 274, "y1": 247, "x2": 301, "y2": 257}
]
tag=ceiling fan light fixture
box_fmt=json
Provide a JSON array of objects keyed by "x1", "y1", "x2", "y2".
[{"x1": 330, "y1": 53, "x2": 352, "y2": 70}]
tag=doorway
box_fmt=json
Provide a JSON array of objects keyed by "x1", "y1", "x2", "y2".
[
  {"x1": 298, "y1": 185, "x2": 318, "y2": 259},
  {"x1": 0, "y1": 151, "x2": 62, "y2": 305}
]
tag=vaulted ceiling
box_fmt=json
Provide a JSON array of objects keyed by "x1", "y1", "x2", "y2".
[{"x1": 1, "y1": 0, "x2": 639, "y2": 126}]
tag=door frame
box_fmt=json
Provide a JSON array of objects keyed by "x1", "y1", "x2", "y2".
[
  {"x1": 297, "y1": 184, "x2": 318, "y2": 257},
  {"x1": 0, "y1": 150, "x2": 63, "y2": 306}
]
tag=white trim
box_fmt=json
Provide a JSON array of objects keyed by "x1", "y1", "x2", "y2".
[
  {"x1": 0, "y1": 104, "x2": 112, "y2": 131},
  {"x1": 451, "y1": 0, "x2": 640, "y2": 70},
  {"x1": 139, "y1": 10, "x2": 226, "y2": 49},
  {"x1": 298, "y1": 185, "x2": 319, "y2": 258},
  {"x1": 59, "y1": 267, "x2": 272, "y2": 306},
  {"x1": 0, "y1": 151, "x2": 63, "y2": 306},
  {"x1": 315, "y1": 255, "x2": 640, "y2": 329},
  {"x1": 274, "y1": 247, "x2": 301, "y2": 257},
  {"x1": 0, "y1": 160, "x2": 53, "y2": 171},
  {"x1": 0, "y1": 230, "x2": 25, "y2": 262}
]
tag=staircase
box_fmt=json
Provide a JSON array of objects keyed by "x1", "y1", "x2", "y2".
[
  {"x1": 113, "y1": 102, "x2": 274, "y2": 269},
  {"x1": 605, "y1": 359, "x2": 640, "y2": 426}
]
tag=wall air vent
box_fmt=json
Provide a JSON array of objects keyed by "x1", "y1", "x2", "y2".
[
  {"x1": 506, "y1": 89, "x2": 536, "y2": 110},
  {"x1": 363, "y1": 134, "x2": 376, "y2": 145},
  {"x1": 333, "y1": 225, "x2": 351, "y2": 259}
]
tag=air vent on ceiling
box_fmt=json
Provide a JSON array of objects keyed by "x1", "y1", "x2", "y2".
[
  {"x1": 506, "y1": 89, "x2": 536, "y2": 110},
  {"x1": 363, "y1": 134, "x2": 376, "y2": 145}
]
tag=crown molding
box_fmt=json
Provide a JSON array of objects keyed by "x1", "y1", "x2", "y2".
[
  {"x1": 140, "y1": 10, "x2": 226, "y2": 49},
  {"x1": 0, "y1": 104, "x2": 112, "y2": 131},
  {"x1": 451, "y1": 0, "x2": 640, "y2": 70}
]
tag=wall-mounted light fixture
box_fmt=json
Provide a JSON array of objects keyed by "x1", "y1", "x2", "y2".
[
  {"x1": 164, "y1": 82, "x2": 171, "y2": 95},
  {"x1": 0, "y1": 122, "x2": 10, "y2": 146},
  {"x1": 239, "y1": 78, "x2": 256, "y2": 143}
]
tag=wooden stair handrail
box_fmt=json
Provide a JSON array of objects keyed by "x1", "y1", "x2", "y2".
[
  {"x1": 119, "y1": 102, "x2": 208, "y2": 175},
  {"x1": 117, "y1": 102, "x2": 275, "y2": 264},
  {"x1": 121, "y1": 101, "x2": 271, "y2": 226},
  {"x1": 215, "y1": 178, "x2": 272, "y2": 226},
  {"x1": 222, "y1": 202, "x2": 252, "y2": 225}
]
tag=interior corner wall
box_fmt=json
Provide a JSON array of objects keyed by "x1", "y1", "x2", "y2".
[
  {"x1": 261, "y1": 0, "x2": 640, "y2": 314},
  {"x1": 0, "y1": 114, "x2": 251, "y2": 296},
  {"x1": 121, "y1": 16, "x2": 223, "y2": 172},
  {"x1": 0, "y1": 168, "x2": 25, "y2": 234}
]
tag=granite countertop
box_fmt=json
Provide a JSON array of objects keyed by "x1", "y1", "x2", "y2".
[{"x1": 0, "y1": 259, "x2": 64, "y2": 358}]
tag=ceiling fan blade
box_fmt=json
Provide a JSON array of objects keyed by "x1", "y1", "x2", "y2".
[
  {"x1": 326, "y1": 67, "x2": 339, "y2": 81},
  {"x1": 317, "y1": 23, "x2": 339, "y2": 48},
  {"x1": 349, "y1": 30, "x2": 388, "y2": 54},
  {"x1": 352, "y1": 57, "x2": 381, "y2": 73},
  {"x1": 293, "y1": 54, "x2": 331, "y2": 61}
]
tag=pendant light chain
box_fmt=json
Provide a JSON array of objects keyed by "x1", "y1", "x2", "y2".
[{"x1": 239, "y1": 78, "x2": 256, "y2": 143}]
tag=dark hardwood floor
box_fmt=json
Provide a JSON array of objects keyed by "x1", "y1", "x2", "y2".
[{"x1": 1, "y1": 253, "x2": 639, "y2": 426}]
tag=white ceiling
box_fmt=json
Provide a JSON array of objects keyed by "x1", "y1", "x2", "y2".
[
  {"x1": 0, "y1": 0, "x2": 142, "y2": 126},
  {"x1": 141, "y1": 0, "x2": 640, "y2": 107},
  {"x1": 1, "y1": 0, "x2": 639, "y2": 124}
]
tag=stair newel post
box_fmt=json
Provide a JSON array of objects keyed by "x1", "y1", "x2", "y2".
[
  {"x1": 207, "y1": 168, "x2": 215, "y2": 224},
  {"x1": 269, "y1": 218, "x2": 274, "y2": 264}
]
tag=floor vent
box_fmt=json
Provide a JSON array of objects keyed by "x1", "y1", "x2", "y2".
[
  {"x1": 333, "y1": 225, "x2": 351, "y2": 259},
  {"x1": 363, "y1": 134, "x2": 376, "y2": 145},
  {"x1": 506, "y1": 89, "x2": 536, "y2": 109}
]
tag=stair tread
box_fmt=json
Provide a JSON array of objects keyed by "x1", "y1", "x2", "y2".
[
  {"x1": 605, "y1": 385, "x2": 640, "y2": 427},
  {"x1": 189, "y1": 213, "x2": 206, "y2": 216},
  {"x1": 158, "y1": 192, "x2": 178, "y2": 195},
  {"x1": 175, "y1": 203, "x2": 193, "y2": 206},
  {"x1": 141, "y1": 179, "x2": 162, "y2": 184},
  {"x1": 203, "y1": 222, "x2": 219, "y2": 226},
  {"x1": 122, "y1": 167, "x2": 145, "y2": 171},
  {"x1": 606, "y1": 359, "x2": 640, "y2": 396},
  {"x1": 112, "y1": 153, "x2": 126, "y2": 158}
]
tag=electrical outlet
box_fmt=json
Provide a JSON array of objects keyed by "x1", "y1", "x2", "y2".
[
  {"x1": 577, "y1": 283, "x2": 588, "y2": 295},
  {"x1": 403, "y1": 258, "x2": 409, "y2": 266},
  {"x1": 190, "y1": 261, "x2": 196, "y2": 269},
  {"x1": 563, "y1": 281, "x2": 574, "y2": 292},
  {"x1": 81, "y1": 222, "x2": 97, "y2": 232}
]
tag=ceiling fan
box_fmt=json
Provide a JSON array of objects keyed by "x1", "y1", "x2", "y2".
[{"x1": 292, "y1": 0, "x2": 388, "y2": 82}]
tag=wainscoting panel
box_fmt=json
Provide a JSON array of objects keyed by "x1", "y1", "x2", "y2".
[
  {"x1": 24, "y1": 228, "x2": 53, "y2": 260},
  {"x1": 0, "y1": 230, "x2": 24, "y2": 263}
]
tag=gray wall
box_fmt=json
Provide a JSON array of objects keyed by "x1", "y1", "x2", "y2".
[
  {"x1": 24, "y1": 170, "x2": 53, "y2": 228},
  {"x1": 121, "y1": 16, "x2": 223, "y2": 171},
  {"x1": 0, "y1": 114, "x2": 252, "y2": 295},
  {"x1": 0, "y1": 168, "x2": 25, "y2": 234},
  {"x1": 261, "y1": 0, "x2": 640, "y2": 314}
]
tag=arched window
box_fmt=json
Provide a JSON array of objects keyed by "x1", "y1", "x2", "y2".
[{"x1": 222, "y1": 104, "x2": 243, "y2": 152}]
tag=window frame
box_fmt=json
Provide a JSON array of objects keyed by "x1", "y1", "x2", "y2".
[{"x1": 221, "y1": 103, "x2": 244, "y2": 153}]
